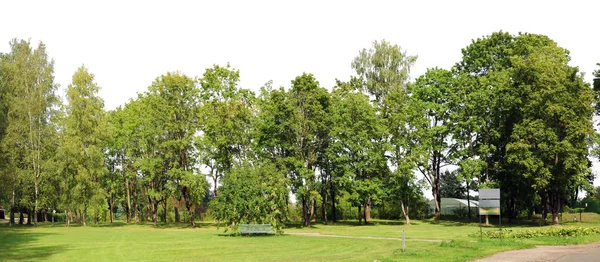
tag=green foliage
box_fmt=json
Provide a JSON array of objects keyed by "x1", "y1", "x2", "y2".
[
  {"x1": 439, "y1": 170, "x2": 466, "y2": 199},
  {"x1": 212, "y1": 161, "x2": 289, "y2": 234},
  {"x1": 198, "y1": 64, "x2": 254, "y2": 197},
  {"x1": 0, "y1": 39, "x2": 59, "y2": 226},
  {"x1": 61, "y1": 66, "x2": 108, "y2": 226},
  {"x1": 473, "y1": 227, "x2": 600, "y2": 239}
]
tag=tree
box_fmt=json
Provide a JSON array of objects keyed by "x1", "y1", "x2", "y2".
[
  {"x1": 212, "y1": 161, "x2": 289, "y2": 234},
  {"x1": 505, "y1": 34, "x2": 594, "y2": 224},
  {"x1": 287, "y1": 73, "x2": 330, "y2": 227},
  {"x1": 62, "y1": 66, "x2": 108, "y2": 226},
  {"x1": 198, "y1": 64, "x2": 254, "y2": 197},
  {"x1": 1, "y1": 39, "x2": 58, "y2": 226},
  {"x1": 439, "y1": 170, "x2": 466, "y2": 199},
  {"x1": 329, "y1": 81, "x2": 386, "y2": 224},
  {"x1": 352, "y1": 39, "x2": 417, "y2": 106},
  {"x1": 352, "y1": 40, "x2": 418, "y2": 224},
  {"x1": 457, "y1": 32, "x2": 595, "y2": 224},
  {"x1": 408, "y1": 68, "x2": 459, "y2": 220},
  {"x1": 148, "y1": 72, "x2": 203, "y2": 226}
]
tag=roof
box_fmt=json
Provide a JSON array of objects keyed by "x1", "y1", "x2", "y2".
[{"x1": 429, "y1": 198, "x2": 479, "y2": 208}]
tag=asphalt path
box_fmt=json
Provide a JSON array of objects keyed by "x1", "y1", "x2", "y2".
[{"x1": 555, "y1": 243, "x2": 600, "y2": 262}]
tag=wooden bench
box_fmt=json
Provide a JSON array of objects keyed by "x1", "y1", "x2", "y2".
[{"x1": 239, "y1": 224, "x2": 274, "y2": 234}]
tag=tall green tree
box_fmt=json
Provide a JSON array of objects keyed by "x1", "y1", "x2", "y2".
[
  {"x1": 198, "y1": 64, "x2": 254, "y2": 197},
  {"x1": 287, "y1": 73, "x2": 330, "y2": 227},
  {"x1": 352, "y1": 40, "x2": 418, "y2": 223},
  {"x1": 148, "y1": 72, "x2": 205, "y2": 226},
  {"x1": 61, "y1": 66, "x2": 108, "y2": 226},
  {"x1": 408, "y1": 68, "x2": 459, "y2": 220},
  {"x1": 330, "y1": 80, "x2": 386, "y2": 224},
  {"x1": 1, "y1": 39, "x2": 58, "y2": 226},
  {"x1": 505, "y1": 34, "x2": 594, "y2": 224}
]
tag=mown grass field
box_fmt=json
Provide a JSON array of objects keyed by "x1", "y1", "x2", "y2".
[{"x1": 2, "y1": 213, "x2": 600, "y2": 262}]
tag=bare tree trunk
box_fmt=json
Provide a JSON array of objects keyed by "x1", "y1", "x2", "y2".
[
  {"x1": 330, "y1": 183, "x2": 337, "y2": 222},
  {"x1": 34, "y1": 181, "x2": 38, "y2": 227},
  {"x1": 125, "y1": 176, "x2": 131, "y2": 223},
  {"x1": 358, "y1": 204, "x2": 362, "y2": 224},
  {"x1": 66, "y1": 210, "x2": 70, "y2": 227},
  {"x1": 322, "y1": 190, "x2": 328, "y2": 224},
  {"x1": 9, "y1": 189, "x2": 15, "y2": 226},
  {"x1": 109, "y1": 197, "x2": 114, "y2": 223},
  {"x1": 312, "y1": 199, "x2": 317, "y2": 222},
  {"x1": 133, "y1": 179, "x2": 139, "y2": 223},
  {"x1": 162, "y1": 199, "x2": 167, "y2": 223},
  {"x1": 466, "y1": 181, "x2": 471, "y2": 220},
  {"x1": 27, "y1": 209, "x2": 32, "y2": 225},
  {"x1": 401, "y1": 199, "x2": 411, "y2": 225},
  {"x1": 83, "y1": 205, "x2": 87, "y2": 227},
  {"x1": 302, "y1": 196, "x2": 309, "y2": 227},
  {"x1": 364, "y1": 197, "x2": 371, "y2": 222},
  {"x1": 18, "y1": 209, "x2": 23, "y2": 225},
  {"x1": 433, "y1": 182, "x2": 441, "y2": 220}
]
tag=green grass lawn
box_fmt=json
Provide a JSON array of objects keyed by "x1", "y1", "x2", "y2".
[{"x1": 2, "y1": 215, "x2": 600, "y2": 262}]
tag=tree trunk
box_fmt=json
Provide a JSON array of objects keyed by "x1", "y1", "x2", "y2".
[
  {"x1": 401, "y1": 199, "x2": 411, "y2": 225},
  {"x1": 19, "y1": 209, "x2": 24, "y2": 225},
  {"x1": 152, "y1": 202, "x2": 157, "y2": 226},
  {"x1": 321, "y1": 189, "x2": 328, "y2": 224},
  {"x1": 433, "y1": 181, "x2": 441, "y2": 220},
  {"x1": 330, "y1": 183, "x2": 337, "y2": 222},
  {"x1": 66, "y1": 209, "x2": 70, "y2": 227},
  {"x1": 125, "y1": 176, "x2": 131, "y2": 224},
  {"x1": 364, "y1": 197, "x2": 372, "y2": 222},
  {"x1": 133, "y1": 179, "x2": 139, "y2": 223},
  {"x1": 9, "y1": 189, "x2": 15, "y2": 226},
  {"x1": 175, "y1": 206, "x2": 180, "y2": 223},
  {"x1": 34, "y1": 181, "x2": 38, "y2": 227},
  {"x1": 311, "y1": 199, "x2": 317, "y2": 222},
  {"x1": 302, "y1": 196, "x2": 309, "y2": 227},
  {"x1": 541, "y1": 192, "x2": 548, "y2": 225},
  {"x1": 162, "y1": 199, "x2": 167, "y2": 223},
  {"x1": 83, "y1": 205, "x2": 87, "y2": 227},
  {"x1": 212, "y1": 168, "x2": 218, "y2": 198},
  {"x1": 466, "y1": 181, "x2": 471, "y2": 220},
  {"x1": 550, "y1": 192, "x2": 560, "y2": 225},
  {"x1": 109, "y1": 197, "x2": 114, "y2": 223},
  {"x1": 357, "y1": 204, "x2": 362, "y2": 224},
  {"x1": 27, "y1": 209, "x2": 32, "y2": 225}
]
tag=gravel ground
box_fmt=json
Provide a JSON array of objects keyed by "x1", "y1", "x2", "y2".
[{"x1": 474, "y1": 241, "x2": 600, "y2": 262}]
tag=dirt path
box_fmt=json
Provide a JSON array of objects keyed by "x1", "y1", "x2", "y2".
[
  {"x1": 285, "y1": 232, "x2": 448, "y2": 242},
  {"x1": 474, "y1": 241, "x2": 600, "y2": 262}
]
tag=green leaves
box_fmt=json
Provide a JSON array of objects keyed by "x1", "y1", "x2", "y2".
[{"x1": 212, "y1": 161, "x2": 289, "y2": 234}]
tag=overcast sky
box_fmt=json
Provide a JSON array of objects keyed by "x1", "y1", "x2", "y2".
[{"x1": 2, "y1": 0, "x2": 599, "y2": 186}]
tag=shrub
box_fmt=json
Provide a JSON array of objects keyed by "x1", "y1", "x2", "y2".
[{"x1": 471, "y1": 227, "x2": 600, "y2": 239}]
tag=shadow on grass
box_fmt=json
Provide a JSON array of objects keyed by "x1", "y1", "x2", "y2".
[{"x1": 0, "y1": 227, "x2": 67, "y2": 260}]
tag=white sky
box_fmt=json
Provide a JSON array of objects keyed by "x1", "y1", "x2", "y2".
[{"x1": 2, "y1": 0, "x2": 600, "y2": 187}]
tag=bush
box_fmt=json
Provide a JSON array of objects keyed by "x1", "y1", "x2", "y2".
[
  {"x1": 211, "y1": 161, "x2": 289, "y2": 234},
  {"x1": 471, "y1": 227, "x2": 600, "y2": 239}
]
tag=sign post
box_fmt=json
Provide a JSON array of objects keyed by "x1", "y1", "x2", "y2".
[{"x1": 479, "y1": 189, "x2": 501, "y2": 240}]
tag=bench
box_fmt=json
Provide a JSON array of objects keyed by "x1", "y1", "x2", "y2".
[{"x1": 239, "y1": 224, "x2": 274, "y2": 234}]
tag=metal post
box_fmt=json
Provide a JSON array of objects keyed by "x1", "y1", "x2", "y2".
[{"x1": 402, "y1": 230, "x2": 405, "y2": 252}]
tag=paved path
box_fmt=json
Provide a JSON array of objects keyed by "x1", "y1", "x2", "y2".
[
  {"x1": 474, "y1": 241, "x2": 600, "y2": 262},
  {"x1": 285, "y1": 232, "x2": 448, "y2": 242}
]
